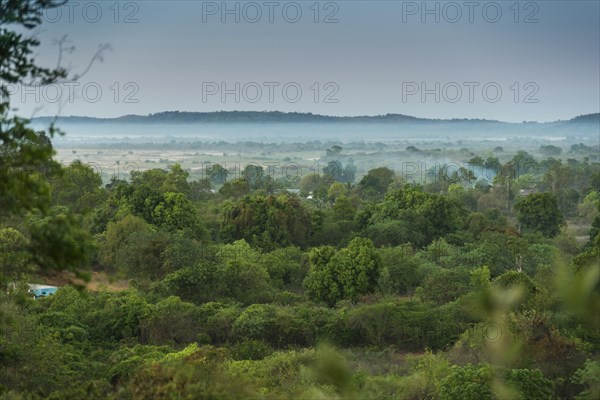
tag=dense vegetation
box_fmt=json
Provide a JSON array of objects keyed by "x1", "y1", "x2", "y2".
[
  {"x1": 1, "y1": 1, "x2": 599, "y2": 399},
  {"x1": 2, "y1": 140, "x2": 599, "y2": 399}
]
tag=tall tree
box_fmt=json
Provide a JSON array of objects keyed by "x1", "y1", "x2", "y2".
[
  {"x1": 514, "y1": 193, "x2": 564, "y2": 237},
  {"x1": 0, "y1": 0, "x2": 67, "y2": 216},
  {"x1": 304, "y1": 237, "x2": 382, "y2": 306},
  {"x1": 1, "y1": 0, "x2": 103, "y2": 280}
]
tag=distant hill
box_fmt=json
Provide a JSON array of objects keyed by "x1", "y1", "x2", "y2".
[
  {"x1": 30, "y1": 111, "x2": 599, "y2": 129},
  {"x1": 32, "y1": 111, "x2": 509, "y2": 125},
  {"x1": 564, "y1": 113, "x2": 600, "y2": 124}
]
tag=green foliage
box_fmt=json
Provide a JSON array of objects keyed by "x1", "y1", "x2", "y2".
[
  {"x1": 364, "y1": 210, "x2": 428, "y2": 247},
  {"x1": 540, "y1": 144, "x2": 563, "y2": 156},
  {"x1": 332, "y1": 195, "x2": 356, "y2": 221},
  {"x1": 416, "y1": 267, "x2": 471, "y2": 305},
  {"x1": 219, "y1": 240, "x2": 274, "y2": 304},
  {"x1": 377, "y1": 245, "x2": 422, "y2": 295},
  {"x1": 343, "y1": 301, "x2": 465, "y2": 350},
  {"x1": 304, "y1": 238, "x2": 382, "y2": 306},
  {"x1": 515, "y1": 192, "x2": 565, "y2": 237},
  {"x1": 116, "y1": 230, "x2": 170, "y2": 279},
  {"x1": 100, "y1": 214, "x2": 151, "y2": 267},
  {"x1": 493, "y1": 271, "x2": 536, "y2": 297},
  {"x1": 219, "y1": 177, "x2": 251, "y2": 198},
  {"x1": 323, "y1": 160, "x2": 356, "y2": 183},
  {"x1": 358, "y1": 167, "x2": 395, "y2": 199},
  {"x1": 107, "y1": 165, "x2": 207, "y2": 238},
  {"x1": 26, "y1": 206, "x2": 95, "y2": 272},
  {"x1": 230, "y1": 339, "x2": 274, "y2": 361},
  {"x1": 3, "y1": 2, "x2": 599, "y2": 399},
  {"x1": 91, "y1": 290, "x2": 149, "y2": 342},
  {"x1": 222, "y1": 193, "x2": 315, "y2": 250},
  {"x1": 299, "y1": 173, "x2": 327, "y2": 196},
  {"x1": 160, "y1": 234, "x2": 205, "y2": 273},
  {"x1": 0, "y1": 227, "x2": 34, "y2": 281},
  {"x1": 504, "y1": 368, "x2": 554, "y2": 400},
  {"x1": 363, "y1": 185, "x2": 464, "y2": 246},
  {"x1": 157, "y1": 263, "x2": 225, "y2": 304},
  {"x1": 1, "y1": 0, "x2": 65, "y2": 218},
  {"x1": 573, "y1": 359, "x2": 600, "y2": 400},
  {"x1": 232, "y1": 304, "x2": 277, "y2": 342},
  {"x1": 151, "y1": 191, "x2": 203, "y2": 235},
  {"x1": 50, "y1": 160, "x2": 105, "y2": 214},
  {"x1": 141, "y1": 296, "x2": 202, "y2": 345},
  {"x1": 129, "y1": 345, "x2": 257, "y2": 400},
  {"x1": 206, "y1": 163, "x2": 229, "y2": 184},
  {"x1": 259, "y1": 246, "x2": 306, "y2": 291},
  {"x1": 327, "y1": 181, "x2": 348, "y2": 200},
  {"x1": 157, "y1": 241, "x2": 274, "y2": 305},
  {"x1": 439, "y1": 364, "x2": 495, "y2": 400}
]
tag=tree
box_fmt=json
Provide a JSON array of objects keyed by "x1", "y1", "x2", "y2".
[
  {"x1": 117, "y1": 230, "x2": 170, "y2": 279},
  {"x1": 325, "y1": 145, "x2": 342, "y2": 156},
  {"x1": 377, "y1": 244, "x2": 422, "y2": 295},
  {"x1": 540, "y1": 144, "x2": 562, "y2": 156},
  {"x1": 189, "y1": 178, "x2": 213, "y2": 201},
  {"x1": 439, "y1": 364, "x2": 495, "y2": 400},
  {"x1": 206, "y1": 164, "x2": 229, "y2": 185},
  {"x1": 25, "y1": 206, "x2": 95, "y2": 272},
  {"x1": 219, "y1": 178, "x2": 250, "y2": 198},
  {"x1": 418, "y1": 194, "x2": 464, "y2": 240},
  {"x1": 364, "y1": 211, "x2": 428, "y2": 247},
  {"x1": 162, "y1": 232, "x2": 203, "y2": 266},
  {"x1": 573, "y1": 359, "x2": 600, "y2": 400},
  {"x1": 141, "y1": 296, "x2": 202, "y2": 344},
  {"x1": 323, "y1": 160, "x2": 356, "y2": 183},
  {"x1": 514, "y1": 193, "x2": 564, "y2": 237},
  {"x1": 218, "y1": 240, "x2": 273, "y2": 304},
  {"x1": 0, "y1": 0, "x2": 66, "y2": 217},
  {"x1": 304, "y1": 238, "x2": 382, "y2": 306},
  {"x1": 366, "y1": 186, "x2": 463, "y2": 245},
  {"x1": 151, "y1": 192, "x2": 204, "y2": 237},
  {"x1": 259, "y1": 246, "x2": 305, "y2": 291},
  {"x1": 416, "y1": 267, "x2": 471, "y2": 305},
  {"x1": 299, "y1": 173, "x2": 323, "y2": 196},
  {"x1": 100, "y1": 214, "x2": 152, "y2": 268},
  {"x1": 0, "y1": 227, "x2": 34, "y2": 282},
  {"x1": 242, "y1": 164, "x2": 265, "y2": 189},
  {"x1": 373, "y1": 186, "x2": 429, "y2": 222},
  {"x1": 50, "y1": 160, "x2": 105, "y2": 213},
  {"x1": 222, "y1": 193, "x2": 314, "y2": 250},
  {"x1": 332, "y1": 195, "x2": 356, "y2": 221},
  {"x1": 358, "y1": 167, "x2": 395, "y2": 199},
  {"x1": 512, "y1": 151, "x2": 538, "y2": 177},
  {"x1": 327, "y1": 182, "x2": 348, "y2": 201},
  {"x1": 555, "y1": 188, "x2": 580, "y2": 217}
]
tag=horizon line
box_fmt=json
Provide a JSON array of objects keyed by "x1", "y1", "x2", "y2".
[{"x1": 30, "y1": 110, "x2": 600, "y2": 125}]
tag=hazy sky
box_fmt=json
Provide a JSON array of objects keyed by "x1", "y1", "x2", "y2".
[{"x1": 11, "y1": 0, "x2": 600, "y2": 122}]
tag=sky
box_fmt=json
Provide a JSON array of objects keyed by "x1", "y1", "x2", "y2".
[{"x1": 9, "y1": 0, "x2": 600, "y2": 122}]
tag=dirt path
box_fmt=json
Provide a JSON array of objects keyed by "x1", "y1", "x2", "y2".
[{"x1": 43, "y1": 271, "x2": 130, "y2": 292}]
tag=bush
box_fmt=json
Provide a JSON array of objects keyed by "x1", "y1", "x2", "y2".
[
  {"x1": 230, "y1": 339, "x2": 274, "y2": 361},
  {"x1": 141, "y1": 296, "x2": 201, "y2": 345},
  {"x1": 378, "y1": 245, "x2": 422, "y2": 296},
  {"x1": 416, "y1": 267, "x2": 471, "y2": 305},
  {"x1": 232, "y1": 304, "x2": 277, "y2": 343},
  {"x1": 504, "y1": 368, "x2": 554, "y2": 399},
  {"x1": 439, "y1": 364, "x2": 495, "y2": 400}
]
